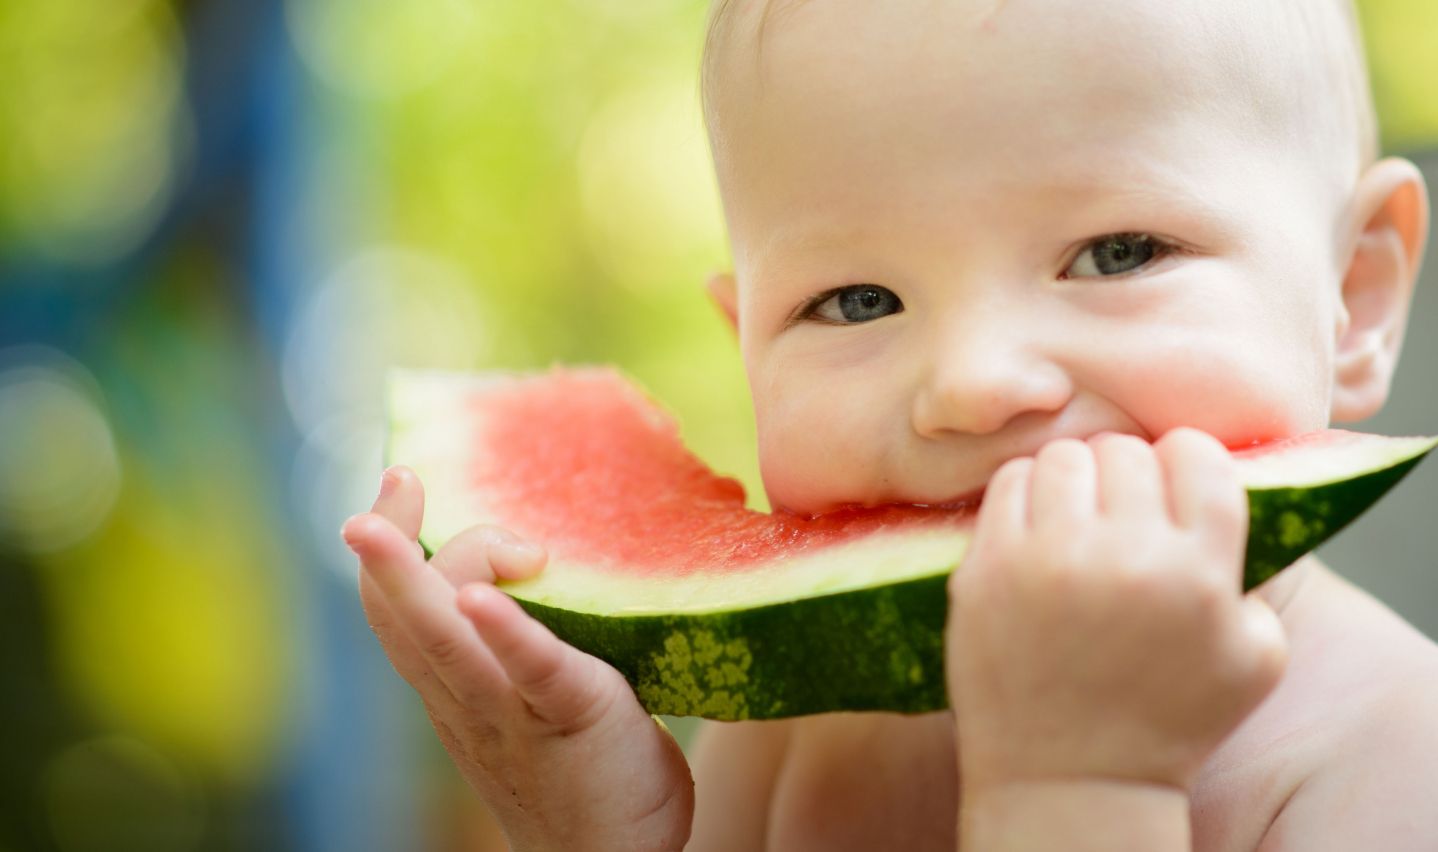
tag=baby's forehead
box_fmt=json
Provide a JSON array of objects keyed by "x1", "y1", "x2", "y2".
[{"x1": 703, "y1": 0, "x2": 1375, "y2": 182}]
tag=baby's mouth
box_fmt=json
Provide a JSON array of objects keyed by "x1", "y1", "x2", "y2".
[{"x1": 777, "y1": 487, "x2": 986, "y2": 521}]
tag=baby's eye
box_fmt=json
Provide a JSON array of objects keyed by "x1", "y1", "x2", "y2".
[
  {"x1": 1062, "y1": 233, "x2": 1173, "y2": 278},
  {"x1": 807, "y1": 285, "x2": 904, "y2": 324}
]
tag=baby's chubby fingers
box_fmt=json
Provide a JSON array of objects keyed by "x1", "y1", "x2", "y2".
[
  {"x1": 355, "y1": 465, "x2": 545, "y2": 677},
  {"x1": 1091, "y1": 432, "x2": 1165, "y2": 519},
  {"x1": 343, "y1": 512, "x2": 507, "y2": 707},
  {"x1": 356, "y1": 466, "x2": 446, "y2": 694},
  {"x1": 977, "y1": 456, "x2": 1033, "y2": 539},
  {"x1": 372, "y1": 465, "x2": 424, "y2": 541},
  {"x1": 430, "y1": 524, "x2": 547, "y2": 589},
  {"x1": 1155, "y1": 427, "x2": 1248, "y2": 541},
  {"x1": 1029, "y1": 439, "x2": 1097, "y2": 530},
  {"x1": 955, "y1": 456, "x2": 1031, "y2": 600},
  {"x1": 357, "y1": 466, "x2": 429, "y2": 680},
  {"x1": 459, "y1": 583, "x2": 621, "y2": 732}
]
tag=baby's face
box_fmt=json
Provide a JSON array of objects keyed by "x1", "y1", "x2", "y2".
[{"x1": 708, "y1": 0, "x2": 1362, "y2": 514}]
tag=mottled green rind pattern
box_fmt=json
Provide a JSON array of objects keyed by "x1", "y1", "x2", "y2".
[
  {"x1": 516, "y1": 449, "x2": 1432, "y2": 720},
  {"x1": 1242, "y1": 452, "x2": 1426, "y2": 588},
  {"x1": 518, "y1": 575, "x2": 950, "y2": 719}
]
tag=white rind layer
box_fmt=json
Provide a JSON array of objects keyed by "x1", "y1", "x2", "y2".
[
  {"x1": 509, "y1": 528, "x2": 970, "y2": 615},
  {"x1": 1235, "y1": 431, "x2": 1438, "y2": 489}
]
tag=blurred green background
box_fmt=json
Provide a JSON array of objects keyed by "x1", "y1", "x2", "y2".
[{"x1": 1, "y1": 1, "x2": 1435, "y2": 850}]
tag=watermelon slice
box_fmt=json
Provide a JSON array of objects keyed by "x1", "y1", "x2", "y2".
[{"x1": 386, "y1": 367, "x2": 1436, "y2": 720}]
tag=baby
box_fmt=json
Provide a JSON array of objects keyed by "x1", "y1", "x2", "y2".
[{"x1": 342, "y1": 0, "x2": 1438, "y2": 848}]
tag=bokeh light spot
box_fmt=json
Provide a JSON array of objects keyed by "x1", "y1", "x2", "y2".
[
  {"x1": 281, "y1": 245, "x2": 490, "y2": 437},
  {"x1": 0, "y1": 0, "x2": 184, "y2": 265},
  {"x1": 577, "y1": 80, "x2": 727, "y2": 291},
  {"x1": 0, "y1": 348, "x2": 122, "y2": 554},
  {"x1": 286, "y1": 0, "x2": 475, "y2": 99}
]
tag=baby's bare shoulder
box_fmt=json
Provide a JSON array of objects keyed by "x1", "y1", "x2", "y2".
[
  {"x1": 1256, "y1": 608, "x2": 1438, "y2": 850},
  {"x1": 1257, "y1": 673, "x2": 1438, "y2": 850}
]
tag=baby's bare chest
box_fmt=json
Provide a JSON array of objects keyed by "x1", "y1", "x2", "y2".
[
  {"x1": 765, "y1": 713, "x2": 1296, "y2": 852},
  {"x1": 765, "y1": 713, "x2": 958, "y2": 852}
]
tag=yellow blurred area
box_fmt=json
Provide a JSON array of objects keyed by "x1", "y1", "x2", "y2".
[
  {"x1": 39, "y1": 466, "x2": 291, "y2": 786},
  {"x1": 1360, "y1": 0, "x2": 1438, "y2": 148},
  {"x1": 0, "y1": 356, "x2": 122, "y2": 552},
  {"x1": 0, "y1": 0, "x2": 184, "y2": 265},
  {"x1": 291, "y1": 0, "x2": 763, "y2": 502}
]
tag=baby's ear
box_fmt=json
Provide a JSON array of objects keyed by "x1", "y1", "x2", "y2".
[
  {"x1": 1330, "y1": 157, "x2": 1430, "y2": 423},
  {"x1": 706, "y1": 271, "x2": 739, "y2": 333}
]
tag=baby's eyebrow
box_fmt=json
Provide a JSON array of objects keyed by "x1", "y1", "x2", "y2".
[
  {"x1": 760, "y1": 222, "x2": 869, "y2": 258},
  {"x1": 1049, "y1": 178, "x2": 1246, "y2": 247},
  {"x1": 762, "y1": 180, "x2": 1244, "y2": 260}
]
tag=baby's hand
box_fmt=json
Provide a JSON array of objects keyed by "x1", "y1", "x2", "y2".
[
  {"x1": 342, "y1": 467, "x2": 694, "y2": 852},
  {"x1": 946, "y1": 429, "x2": 1289, "y2": 792}
]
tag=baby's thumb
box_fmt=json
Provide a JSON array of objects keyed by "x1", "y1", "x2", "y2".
[{"x1": 430, "y1": 524, "x2": 547, "y2": 589}]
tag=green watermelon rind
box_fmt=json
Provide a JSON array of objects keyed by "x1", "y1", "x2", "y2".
[
  {"x1": 383, "y1": 369, "x2": 1437, "y2": 720},
  {"x1": 513, "y1": 449, "x2": 1433, "y2": 720}
]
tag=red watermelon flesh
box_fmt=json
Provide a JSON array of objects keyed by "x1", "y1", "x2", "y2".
[{"x1": 470, "y1": 370, "x2": 969, "y2": 576}]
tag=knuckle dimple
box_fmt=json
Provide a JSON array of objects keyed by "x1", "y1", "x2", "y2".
[
  {"x1": 554, "y1": 668, "x2": 618, "y2": 734},
  {"x1": 520, "y1": 656, "x2": 570, "y2": 703},
  {"x1": 1187, "y1": 572, "x2": 1233, "y2": 621}
]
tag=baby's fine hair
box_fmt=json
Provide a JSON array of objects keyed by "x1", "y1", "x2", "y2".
[{"x1": 700, "y1": 0, "x2": 1380, "y2": 180}]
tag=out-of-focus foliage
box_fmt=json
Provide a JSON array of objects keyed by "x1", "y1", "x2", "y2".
[
  {"x1": 0, "y1": 0, "x2": 185, "y2": 265},
  {"x1": 283, "y1": 0, "x2": 753, "y2": 502},
  {"x1": 0, "y1": 0, "x2": 1434, "y2": 849},
  {"x1": 1359, "y1": 0, "x2": 1438, "y2": 149}
]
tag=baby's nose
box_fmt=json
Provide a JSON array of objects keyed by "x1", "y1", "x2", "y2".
[{"x1": 910, "y1": 331, "x2": 1074, "y2": 437}]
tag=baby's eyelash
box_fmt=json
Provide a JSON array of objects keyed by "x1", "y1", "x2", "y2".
[
  {"x1": 1058, "y1": 232, "x2": 1186, "y2": 280},
  {"x1": 786, "y1": 288, "x2": 846, "y2": 327}
]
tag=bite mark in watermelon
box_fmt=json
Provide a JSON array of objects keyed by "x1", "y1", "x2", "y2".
[{"x1": 386, "y1": 367, "x2": 1436, "y2": 720}]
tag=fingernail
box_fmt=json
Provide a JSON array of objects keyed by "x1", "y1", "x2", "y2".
[
  {"x1": 378, "y1": 467, "x2": 399, "y2": 498},
  {"x1": 490, "y1": 537, "x2": 546, "y2": 567}
]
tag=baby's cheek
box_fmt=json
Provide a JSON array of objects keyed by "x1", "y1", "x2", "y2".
[
  {"x1": 754, "y1": 385, "x2": 893, "y2": 514},
  {"x1": 1115, "y1": 332, "x2": 1330, "y2": 445}
]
